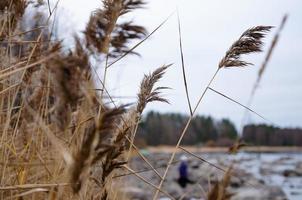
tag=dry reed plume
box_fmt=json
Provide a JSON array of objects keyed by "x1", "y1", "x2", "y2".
[
  {"x1": 256, "y1": 15, "x2": 288, "y2": 93},
  {"x1": 85, "y1": 0, "x2": 147, "y2": 57},
  {"x1": 219, "y1": 26, "x2": 273, "y2": 68}
]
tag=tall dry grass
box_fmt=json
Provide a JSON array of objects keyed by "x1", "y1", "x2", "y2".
[
  {"x1": 0, "y1": 0, "x2": 170, "y2": 199},
  {"x1": 0, "y1": 0, "x2": 275, "y2": 200},
  {"x1": 152, "y1": 25, "x2": 272, "y2": 199}
]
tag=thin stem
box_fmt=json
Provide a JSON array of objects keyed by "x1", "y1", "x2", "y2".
[
  {"x1": 124, "y1": 135, "x2": 163, "y2": 180},
  {"x1": 100, "y1": 54, "x2": 109, "y2": 99},
  {"x1": 152, "y1": 68, "x2": 220, "y2": 200},
  {"x1": 113, "y1": 160, "x2": 179, "y2": 179},
  {"x1": 122, "y1": 165, "x2": 175, "y2": 200},
  {"x1": 179, "y1": 146, "x2": 257, "y2": 188},
  {"x1": 208, "y1": 87, "x2": 272, "y2": 123},
  {"x1": 97, "y1": 54, "x2": 110, "y2": 120},
  {"x1": 126, "y1": 122, "x2": 139, "y2": 161},
  {"x1": 107, "y1": 11, "x2": 175, "y2": 68},
  {"x1": 47, "y1": 0, "x2": 52, "y2": 16},
  {"x1": 0, "y1": 183, "x2": 71, "y2": 190},
  {"x1": 177, "y1": 9, "x2": 193, "y2": 116}
]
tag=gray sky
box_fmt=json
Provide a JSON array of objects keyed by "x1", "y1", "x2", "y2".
[{"x1": 53, "y1": 0, "x2": 302, "y2": 130}]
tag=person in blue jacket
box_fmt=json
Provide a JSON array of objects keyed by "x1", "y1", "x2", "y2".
[{"x1": 177, "y1": 155, "x2": 194, "y2": 188}]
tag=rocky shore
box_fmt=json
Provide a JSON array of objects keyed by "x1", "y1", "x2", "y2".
[{"x1": 116, "y1": 152, "x2": 302, "y2": 200}]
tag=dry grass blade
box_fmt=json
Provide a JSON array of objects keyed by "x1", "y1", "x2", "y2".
[
  {"x1": 179, "y1": 146, "x2": 257, "y2": 188},
  {"x1": 122, "y1": 165, "x2": 176, "y2": 200},
  {"x1": 0, "y1": 54, "x2": 55, "y2": 80},
  {"x1": 219, "y1": 26, "x2": 273, "y2": 68},
  {"x1": 1, "y1": 26, "x2": 46, "y2": 39},
  {"x1": 0, "y1": 60, "x2": 28, "y2": 73},
  {"x1": 47, "y1": 0, "x2": 52, "y2": 15},
  {"x1": 0, "y1": 82, "x2": 20, "y2": 95},
  {"x1": 0, "y1": 161, "x2": 54, "y2": 167},
  {"x1": 124, "y1": 135, "x2": 163, "y2": 179},
  {"x1": 0, "y1": 183, "x2": 70, "y2": 191},
  {"x1": 207, "y1": 166, "x2": 233, "y2": 200},
  {"x1": 179, "y1": 146, "x2": 227, "y2": 173},
  {"x1": 107, "y1": 11, "x2": 175, "y2": 68},
  {"x1": 112, "y1": 160, "x2": 179, "y2": 178},
  {"x1": 208, "y1": 87, "x2": 272, "y2": 123},
  {"x1": 5, "y1": 188, "x2": 49, "y2": 199},
  {"x1": 177, "y1": 9, "x2": 193, "y2": 116}
]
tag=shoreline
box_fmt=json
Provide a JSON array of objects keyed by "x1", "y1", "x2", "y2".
[{"x1": 145, "y1": 146, "x2": 302, "y2": 153}]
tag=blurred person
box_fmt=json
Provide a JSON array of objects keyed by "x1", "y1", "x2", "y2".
[{"x1": 177, "y1": 155, "x2": 194, "y2": 188}]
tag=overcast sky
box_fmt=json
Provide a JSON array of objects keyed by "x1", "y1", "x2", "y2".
[{"x1": 51, "y1": 0, "x2": 302, "y2": 130}]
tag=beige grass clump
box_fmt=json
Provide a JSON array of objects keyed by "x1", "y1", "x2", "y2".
[{"x1": 0, "y1": 0, "x2": 170, "y2": 199}]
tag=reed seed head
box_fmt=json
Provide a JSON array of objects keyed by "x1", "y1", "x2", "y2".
[{"x1": 219, "y1": 26, "x2": 273, "y2": 69}]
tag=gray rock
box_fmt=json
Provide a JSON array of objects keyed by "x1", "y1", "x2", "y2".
[
  {"x1": 283, "y1": 169, "x2": 302, "y2": 177},
  {"x1": 231, "y1": 186, "x2": 287, "y2": 200},
  {"x1": 121, "y1": 187, "x2": 151, "y2": 200}
]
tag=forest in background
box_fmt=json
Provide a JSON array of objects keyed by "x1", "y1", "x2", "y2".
[
  {"x1": 135, "y1": 111, "x2": 302, "y2": 147},
  {"x1": 243, "y1": 124, "x2": 302, "y2": 146}
]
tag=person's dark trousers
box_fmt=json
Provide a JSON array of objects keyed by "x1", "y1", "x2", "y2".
[{"x1": 177, "y1": 177, "x2": 194, "y2": 188}]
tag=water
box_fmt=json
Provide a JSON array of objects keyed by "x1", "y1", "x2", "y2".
[{"x1": 215, "y1": 152, "x2": 302, "y2": 200}]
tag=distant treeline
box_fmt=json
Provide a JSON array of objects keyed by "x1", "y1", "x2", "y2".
[
  {"x1": 136, "y1": 112, "x2": 302, "y2": 147},
  {"x1": 242, "y1": 124, "x2": 302, "y2": 146},
  {"x1": 136, "y1": 111, "x2": 238, "y2": 146}
]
